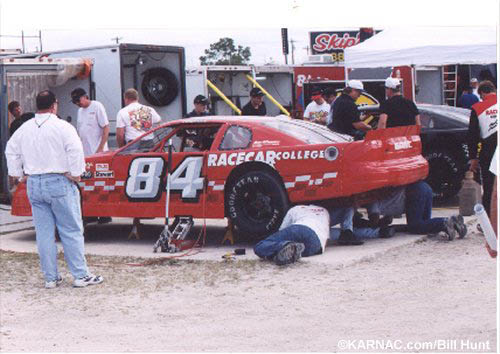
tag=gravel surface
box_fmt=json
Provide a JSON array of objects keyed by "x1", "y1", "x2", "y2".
[{"x1": 0, "y1": 224, "x2": 497, "y2": 352}]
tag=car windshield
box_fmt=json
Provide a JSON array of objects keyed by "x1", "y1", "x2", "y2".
[
  {"x1": 118, "y1": 126, "x2": 174, "y2": 154},
  {"x1": 260, "y1": 119, "x2": 352, "y2": 144}
]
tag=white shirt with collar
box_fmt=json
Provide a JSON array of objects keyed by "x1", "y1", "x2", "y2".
[{"x1": 5, "y1": 113, "x2": 85, "y2": 177}]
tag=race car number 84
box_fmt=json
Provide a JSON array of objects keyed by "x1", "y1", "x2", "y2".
[{"x1": 125, "y1": 156, "x2": 205, "y2": 200}]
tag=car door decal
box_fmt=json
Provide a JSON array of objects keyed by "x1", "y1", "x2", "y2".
[{"x1": 125, "y1": 156, "x2": 205, "y2": 202}]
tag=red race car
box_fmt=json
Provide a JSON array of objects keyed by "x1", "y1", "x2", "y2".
[{"x1": 11, "y1": 116, "x2": 428, "y2": 237}]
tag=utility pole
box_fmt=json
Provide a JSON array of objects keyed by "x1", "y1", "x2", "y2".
[
  {"x1": 290, "y1": 39, "x2": 296, "y2": 65},
  {"x1": 111, "y1": 36, "x2": 122, "y2": 44},
  {"x1": 303, "y1": 45, "x2": 309, "y2": 56}
]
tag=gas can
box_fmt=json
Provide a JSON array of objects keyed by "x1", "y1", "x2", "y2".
[{"x1": 458, "y1": 171, "x2": 482, "y2": 216}]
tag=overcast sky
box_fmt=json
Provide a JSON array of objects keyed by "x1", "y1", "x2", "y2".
[{"x1": 0, "y1": 0, "x2": 498, "y2": 66}]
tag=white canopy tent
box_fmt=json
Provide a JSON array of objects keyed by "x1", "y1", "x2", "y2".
[{"x1": 344, "y1": 26, "x2": 497, "y2": 68}]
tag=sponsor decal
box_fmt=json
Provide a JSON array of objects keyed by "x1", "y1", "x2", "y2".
[
  {"x1": 207, "y1": 149, "x2": 325, "y2": 168},
  {"x1": 81, "y1": 171, "x2": 93, "y2": 179},
  {"x1": 253, "y1": 140, "x2": 281, "y2": 148},
  {"x1": 394, "y1": 140, "x2": 412, "y2": 150},
  {"x1": 95, "y1": 171, "x2": 114, "y2": 178},
  {"x1": 96, "y1": 163, "x2": 109, "y2": 171},
  {"x1": 85, "y1": 162, "x2": 93, "y2": 170}
]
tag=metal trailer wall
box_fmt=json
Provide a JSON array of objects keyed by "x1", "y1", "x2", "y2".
[{"x1": 186, "y1": 66, "x2": 294, "y2": 117}]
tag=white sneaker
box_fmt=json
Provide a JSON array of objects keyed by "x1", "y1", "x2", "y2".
[
  {"x1": 45, "y1": 276, "x2": 63, "y2": 289},
  {"x1": 73, "y1": 274, "x2": 104, "y2": 288}
]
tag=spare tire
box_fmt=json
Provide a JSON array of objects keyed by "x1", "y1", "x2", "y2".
[
  {"x1": 225, "y1": 170, "x2": 289, "y2": 238},
  {"x1": 141, "y1": 67, "x2": 179, "y2": 107}
]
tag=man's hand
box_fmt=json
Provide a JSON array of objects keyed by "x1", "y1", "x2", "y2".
[
  {"x1": 64, "y1": 173, "x2": 81, "y2": 183},
  {"x1": 469, "y1": 159, "x2": 480, "y2": 173},
  {"x1": 485, "y1": 242, "x2": 497, "y2": 258}
]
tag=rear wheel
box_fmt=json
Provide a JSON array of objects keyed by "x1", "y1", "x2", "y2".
[
  {"x1": 225, "y1": 170, "x2": 289, "y2": 239},
  {"x1": 424, "y1": 150, "x2": 463, "y2": 200}
]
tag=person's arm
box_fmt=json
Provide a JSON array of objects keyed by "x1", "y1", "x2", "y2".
[
  {"x1": 415, "y1": 114, "x2": 421, "y2": 126},
  {"x1": 96, "y1": 103, "x2": 109, "y2": 152},
  {"x1": 486, "y1": 178, "x2": 497, "y2": 258},
  {"x1": 63, "y1": 123, "x2": 85, "y2": 179},
  {"x1": 96, "y1": 125, "x2": 109, "y2": 153},
  {"x1": 5, "y1": 133, "x2": 24, "y2": 178},
  {"x1": 116, "y1": 127, "x2": 126, "y2": 147},
  {"x1": 353, "y1": 121, "x2": 372, "y2": 131},
  {"x1": 377, "y1": 113, "x2": 388, "y2": 129},
  {"x1": 467, "y1": 109, "x2": 481, "y2": 172}
]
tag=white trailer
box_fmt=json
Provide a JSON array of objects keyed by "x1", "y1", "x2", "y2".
[{"x1": 45, "y1": 43, "x2": 187, "y2": 130}]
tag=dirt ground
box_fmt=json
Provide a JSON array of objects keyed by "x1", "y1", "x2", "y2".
[{"x1": 0, "y1": 225, "x2": 497, "y2": 352}]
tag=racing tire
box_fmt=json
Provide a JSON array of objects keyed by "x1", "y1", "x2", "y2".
[
  {"x1": 141, "y1": 67, "x2": 179, "y2": 107},
  {"x1": 225, "y1": 170, "x2": 289, "y2": 239},
  {"x1": 424, "y1": 149, "x2": 464, "y2": 201}
]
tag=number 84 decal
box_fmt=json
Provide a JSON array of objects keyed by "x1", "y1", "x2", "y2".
[{"x1": 125, "y1": 156, "x2": 205, "y2": 201}]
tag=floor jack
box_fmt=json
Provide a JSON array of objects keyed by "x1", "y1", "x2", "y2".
[{"x1": 153, "y1": 216, "x2": 194, "y2": 253}]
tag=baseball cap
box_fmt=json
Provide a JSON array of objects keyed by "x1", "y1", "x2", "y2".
[
  {"x1": 250, "y1": 87, "x2": 264, "y2": 97},
  {"x1": 194, "y1": 94, "x2": 208, "y2": 105},
  {"x1": 311, "y1": 90, "x2": 322, "y2": 100},
  {"x1": 347, "y1": 80, "x2": 364, "y2": 91},
  {"x1": 470, "y1": 78, "x2": 478, "y2": 83},
  {"x1": 385, "y1": 77, "x2": 401, "y2": 89},
  {"x1": 71, "y1": 88, "x2": 87, "y2": 103}
]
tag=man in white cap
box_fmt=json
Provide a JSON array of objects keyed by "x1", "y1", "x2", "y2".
[
  {"x1": 327, "y1": 80, "x2": 372, "y2": 138},
  {"x1": 470, "y1": 78, "x2": 480, "y2": 100},
  {"x1": 377, "y1": 77, "x2": 421, "y2": 129}
]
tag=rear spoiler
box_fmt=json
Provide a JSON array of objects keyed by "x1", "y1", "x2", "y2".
[{"x1": 364, "y1": 125, "x2": 421, "y2": 140}]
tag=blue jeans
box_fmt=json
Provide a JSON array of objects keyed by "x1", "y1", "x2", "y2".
[
  {"x1": 405, "y1": 181, "x2": 446, "y2": 234},
  {"x1": 27, "y1": 174, "x2": 89, "y2": 282},
  {"x1": 328, "y1": 207, "x2": 354, "y2": 231},
  {"x1": 330, "y1": 227, "x2": 380, "y2": 240},
  {"x1": 254, "y1": 224, "x2": 322, "y2": 258}
]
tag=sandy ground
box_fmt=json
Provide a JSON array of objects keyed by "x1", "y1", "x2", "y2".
[{"x1": 0, "y1": 218, "x2": 497, "y2": 352}]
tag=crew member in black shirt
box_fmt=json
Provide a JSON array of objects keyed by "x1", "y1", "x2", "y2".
[
  {"x1": 377, "y1": 77, "x2": 421, "y2": 129},
  {"x1": 8, "y1": 101, "x2": 35, "y2": 137},
  {"x1": 241, "y1": 87, "x2": 267, "y2": 116},
  {"x1": 327, "y1": 80, "x2": 372, "y2": 138},
  {"x1": 185, "y1": 95, "x2": 210, "y2": 118}
]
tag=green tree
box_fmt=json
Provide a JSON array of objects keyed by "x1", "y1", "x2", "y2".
[{"x1": 200, "y1": 37, "x2": 251, "y2": 65}]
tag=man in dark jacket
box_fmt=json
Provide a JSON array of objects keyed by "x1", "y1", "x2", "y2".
[
  {"x1": 241, "y1": 88, "x2": 267, "y2": 116},
  {"x1": 327, "y1": 80, "x2": 372, "y2": 138},
  {"x1": 468, "y1": 80, "x2": 497, "y2": 216},
  {"x1": 185, "y1": 95, "x2": 209, "y2": 118}
]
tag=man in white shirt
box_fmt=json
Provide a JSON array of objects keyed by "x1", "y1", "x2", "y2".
[
  {"x1": 115, "y1": 88, "x2": 162, "y2": 237},
  {"x1": 254, "y1": 205, "x2": 330, "y2": 265},
  {"x1": 470, "y1": 78, "x2": 481, "y2": 100},
  {"x1": 70, "y1": 88, "x2": 110, "y2": 156},
  {"x1": 5, "y1": 90, "x2": 103, "y2": 289},
  {"x1": 116, "y1": 88, "x2": 162, "y2": 147},
  {"x1": 71, "y1": 88, "x2": 112, "y2": 225},
  {"x1": 303, "y1": 90, "x2": 331, "y2": 125}
]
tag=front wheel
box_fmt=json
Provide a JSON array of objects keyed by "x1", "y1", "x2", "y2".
[{"x1": 225, "y1": 171, "x2": 289, "y2": 239}]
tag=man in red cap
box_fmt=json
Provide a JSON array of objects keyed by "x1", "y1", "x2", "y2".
[{"x1": 303, "y1": 90, "x2": 331, "y2": 125}]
